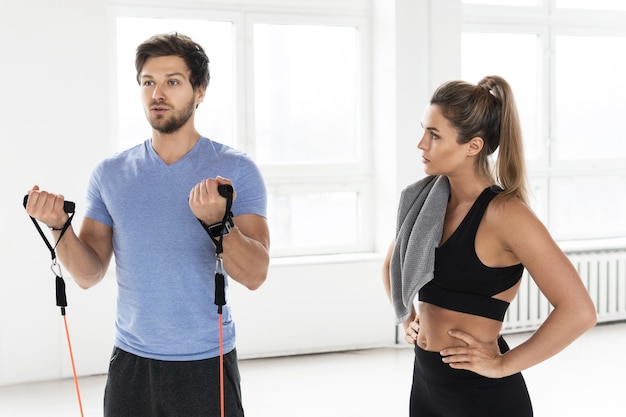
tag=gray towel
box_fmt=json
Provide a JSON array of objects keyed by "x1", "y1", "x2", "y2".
[{"x1": 389, "y1": 175, "x2": 449, "y2": 323}]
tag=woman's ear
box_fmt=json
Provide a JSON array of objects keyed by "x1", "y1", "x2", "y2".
[{"x1": 467, "y1": 137, "x2": 484, "y2": 156}]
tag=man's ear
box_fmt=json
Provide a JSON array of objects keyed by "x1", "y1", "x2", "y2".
[
  {"x1": 195, "y1": 85, "x2": 206, "y2": 108},
  {"x1": 467, "y1": 137, "x2": 484, "y2": 156}
]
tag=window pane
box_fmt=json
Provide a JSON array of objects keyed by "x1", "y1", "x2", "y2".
[
  {"x1": 550, "y1": 176, "x2": 626, "y2": 239},
  {"x1": 254, "y1": 24, "x2": 359, "y2": 165},
  {"x1": 268, "y1": 191, "x2": 361, "y2": 255},
  {"x1": 554, "y1": 35, "x2": 626, "y2": 161},
  {"x1": 462, "y1": 0, "x2": 541, "y2": 6},
  {"x1": 461, "y1": 32, "x2": 541, "y2": 161},
  {"x1": 556, "y1": 0, "x2": 626, "y2": 10},
  {"x1": 116, "y1": 17, "x2": 234, "y2": 151}
]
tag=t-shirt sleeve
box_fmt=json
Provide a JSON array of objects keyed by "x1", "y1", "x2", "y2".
[
  {"x1": 231, "y1": 154, "x2": 267, "y2": 218},
  {"x1": 84, "y1": 163, "x2": 114, "y2": 227}
]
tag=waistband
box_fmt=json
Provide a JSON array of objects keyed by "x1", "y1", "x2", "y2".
[{"x1": 413, "y1": 336, "x2": 514, "y2": 387}]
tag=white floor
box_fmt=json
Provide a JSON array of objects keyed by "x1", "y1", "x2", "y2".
[{"x1": 0, "y1": 322, "x2": 624, "y2": 417}]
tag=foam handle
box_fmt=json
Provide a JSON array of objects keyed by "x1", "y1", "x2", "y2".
[
  {"x1": 23, "y1": 194, "x2": 75, "y2": 213},
  {"x1": 215, "y1": 272, "x2": 226, "y2": 307},
  {"x1": 217, "y1": 184, "x2": 233, "y2": 198},
  {"x1": 56, "y1": 276, "x2": 68, "y2": 308}
]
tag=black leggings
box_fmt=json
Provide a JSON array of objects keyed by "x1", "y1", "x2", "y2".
[
  {"x1": 104, "y1": 347, "x2": 244, "y2": 417},
  {"x1": 410, "y1": 337, "x2": 533, "y2": 417}
]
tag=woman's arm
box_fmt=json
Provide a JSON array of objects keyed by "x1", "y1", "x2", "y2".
[
  {"x1": 495, "y1": 199, "x2": 597, "y2": 375},
  {"x1": 442, "y1": 198, "x2": 597, "y2": 377},
  {"x1": 382, "y1": 239, "x2": 420, "y2": 344}
]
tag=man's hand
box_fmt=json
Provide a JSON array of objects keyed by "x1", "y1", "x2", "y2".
[
  {"x1": 25, "y1": 185, "x2": 69, "y2": 229},
  {"x1": 189, "y1": 176, "x2": 236, "y2": 224}
]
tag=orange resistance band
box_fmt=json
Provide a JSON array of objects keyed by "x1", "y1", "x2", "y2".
[
  {"x1": 198, "y1": 184, "x2": 233, "y2": 417},
  {"x1": 22, "y1": 195, "x2": 84, "y2": 416},
  {"x1": 63, "y1": 314, "x2": 85, "y2": 417}
]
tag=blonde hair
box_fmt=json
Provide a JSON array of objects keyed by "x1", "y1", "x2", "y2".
[{"x1": 430, "y1": 75, "x2": 528, "y2": 204}]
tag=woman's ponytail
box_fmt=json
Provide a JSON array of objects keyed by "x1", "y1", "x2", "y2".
[{"x1": 478, "y1": 76, "x2": 528, "y2": 204}]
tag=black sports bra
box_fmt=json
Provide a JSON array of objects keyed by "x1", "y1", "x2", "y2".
[{"x1": 418, "y1": 187, "x2": 523, "y2": 321}]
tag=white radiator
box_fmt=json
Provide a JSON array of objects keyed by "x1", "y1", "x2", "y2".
[{"x1": 503, "y1": 248, "x2": 626, "y2": 334}]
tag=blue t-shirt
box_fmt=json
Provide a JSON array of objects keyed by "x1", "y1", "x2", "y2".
[{"x1": 84, "y1": 137, "x2": 267, "y2": 361}]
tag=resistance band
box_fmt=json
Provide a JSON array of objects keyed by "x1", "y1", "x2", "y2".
[
  {"x1": 24, "y1": 186, "x2": 232, "y2": 417},
  {"x1": 22, "y1": 195, "x2": 85, "y2": 417},
  {"x1": 197, "y1": 184, "x2": 234, "y2": 417}
]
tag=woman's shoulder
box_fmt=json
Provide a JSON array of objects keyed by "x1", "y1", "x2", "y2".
[
  {"x1": 486, "y1": 194, "x2": 550, "y2": 244},
  {"x1": 488, "y1": 192, "x2": 533, "y2": 218}
]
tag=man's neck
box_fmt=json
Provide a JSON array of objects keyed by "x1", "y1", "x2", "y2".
[{"x1": 151, "y1": 129, "x2": 201, "y2": 165}]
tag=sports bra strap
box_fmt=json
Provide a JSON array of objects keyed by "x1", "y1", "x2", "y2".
[{"x1": 419, "y1": 282, "x2": 510, "y2": 322}]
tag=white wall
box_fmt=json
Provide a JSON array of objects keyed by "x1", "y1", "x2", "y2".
[
  {"x1": 0, "y1": 0, "x2": 451, "y2": 386},
  {"x1": 0, "y1": 0, "x2": 115, "y2": 386}
]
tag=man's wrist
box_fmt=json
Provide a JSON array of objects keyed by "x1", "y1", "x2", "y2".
[
  {"x1": 49, "y1": 219, "x2": 70, "y2": 231},
  {"x1": 206, "y1": 217, "x2": 234, "y2": 239}
]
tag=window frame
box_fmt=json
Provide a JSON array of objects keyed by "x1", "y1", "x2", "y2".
[
  {"x1": 110, "y1": 3, "x2": 374, "y2": 258},
  {"x1": 245, "y1": 12, "x2": 374, "y2": 257},
  {"x1": 549, "y1": 25, "x2": 626, "y2": 171},
  {"x1": 460, "y1": 23, "x2": 548, "y2": 171},
  {"x1": 462, "y1": 0, "x2": 626, "y2": 241}
]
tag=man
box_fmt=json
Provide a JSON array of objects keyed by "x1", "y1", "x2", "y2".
[{"x1": 25, "y1": 33, "x2": 270, "y2": 417}]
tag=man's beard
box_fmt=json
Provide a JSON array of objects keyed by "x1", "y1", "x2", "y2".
[{"x1": 148, "y1": 99, "x2": 195, "y2": 134}]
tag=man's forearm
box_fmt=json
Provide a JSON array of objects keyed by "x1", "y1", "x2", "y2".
[
  {"x1": 51, "y1": 226, "x2": 110, "y2": 289},
  {"x1": 221, "y1": 227, "x2": 269, "y2": 290}
]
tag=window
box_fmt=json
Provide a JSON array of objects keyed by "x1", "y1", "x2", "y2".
[
  {"x1": 462, "y1": 2, "x2": 626, "y2": 240},
  {"x1": 554, "y1": 35, "x2": 626, "y2": 162},
  {"x1": 461, "y1": 32, "x2": 542, "y2": 163},
  {"x1": 115, "y1": 11, "x2": 371, "y2": 257},
  {"x1": 253, "y1": 24, "x2": 359, "y2": 165},
  {"x1": 549, "y1": 176, "x2": 626, "y2": 240},
  {"x1": 252, "y1": 20, "x2": 370, "y2": 256}
]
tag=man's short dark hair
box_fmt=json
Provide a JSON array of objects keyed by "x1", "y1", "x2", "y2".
[{"x1": 135, "y1": 33, "x2": 210, "y2": 90}]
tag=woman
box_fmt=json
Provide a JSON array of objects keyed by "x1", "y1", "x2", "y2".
[{"x1": 382, "y1": 75, "x2": 597, "y2": 417}]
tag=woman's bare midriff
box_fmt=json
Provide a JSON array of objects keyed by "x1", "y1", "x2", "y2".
[{"x1": 416, "y1": 301, "x2": 504, "y2": 352}]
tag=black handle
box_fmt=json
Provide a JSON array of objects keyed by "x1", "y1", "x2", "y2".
[
  {"x1": 23, "y1": 194, "x2": 75, "y2": 213},
  {"x1": 217, "y1": 184, "x2": 233, "y2": 198}
]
